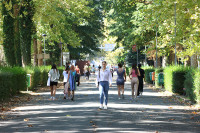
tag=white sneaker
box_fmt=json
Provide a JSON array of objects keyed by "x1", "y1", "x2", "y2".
[
  {"x1": 99, "y1": 106, "x2": 103, "y2": 110},
  {"x1": 50, "y1": 96, "x2": 53, "y2": 100},
  {"x1": 52, "y1": 97, "x2": 55, "y2": 100},
  {"x1": 104, "y1": 106, "x2": 107, "y2": 110},
  {"x1": 118, "y1": 97, "x2": 121, "y2": 100}
]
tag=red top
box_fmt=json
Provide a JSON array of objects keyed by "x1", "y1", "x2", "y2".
[
  {"x1": 132, "y1": 69, "x2": 138, "y2": 77},
  {"x1": 75, "y1": 68, "x2": 80, "y2": 73}
]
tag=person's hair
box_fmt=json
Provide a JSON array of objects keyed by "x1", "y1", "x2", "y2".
[
  {"x1": 70, "y1": 65, "x2": 75, "y2": 71},
  {"x1": 118, "y1": 63, "x2": 122, "y2": 68},
  {"x1": 93, "y1": 65, "x2": 95, "y2": 67},
  {"x1": 51, "y1": 64, "x2": 58, "y2": 72},
  {"x1": 132, "y1": 64, "x2": 138, "y2": 75},
  {"x1": 102, "y1": 61, "x2": 107, "y2": 64},
  {"x1": 65, "y1": 65, "x2": 70, "y2": 71},
  {"x1": 138, "y1": 64, "x2": 142, "y2": 68}
]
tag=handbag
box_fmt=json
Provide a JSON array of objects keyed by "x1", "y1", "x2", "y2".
[
  {"x1": 64, "y1": 82, "x2": 69, "y2": 94},
  {"x1": 47, "y1": 77, "x2": 50, "y2": 86}
]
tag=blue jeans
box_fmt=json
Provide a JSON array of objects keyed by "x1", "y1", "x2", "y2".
[{"x1": 99, "y1": 81, "x2": 109, "y2": 105}]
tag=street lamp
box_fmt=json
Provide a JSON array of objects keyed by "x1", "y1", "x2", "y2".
[
  {"x1": 60, "y1": 42, "x2": 63, "y2": 66},
  {"x1": 42, "y1": 34, "x2": 47, "y2": 66}
]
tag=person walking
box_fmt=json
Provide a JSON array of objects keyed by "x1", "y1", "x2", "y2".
[
  {"x1": 116, "y1": 63, "x2": 126, "y2": 99},
  {"x1": 137, "y1": 64, "x2": 145, "y2": 96},
  {"x1": 129, "y1": 64, "x2": 140, "y2": 100},
  {"x1": 75, "y1": 65, "x2": 80, "y2": 86},
  {"x1": 96, "y1": 61, "x2": 112, "y2": 110},
  {"x1": 110, "y1": 65, "x2": 114, "y2": 77},
  {"x1": 63, "y1": 66, "x2": 70, "y2": 99},
  {"x1": 49, "y1": 64, "x2": 60, "y2": 100},
  {"x1": 67, "y1": 65, "x2": 77, "y2": 101}
]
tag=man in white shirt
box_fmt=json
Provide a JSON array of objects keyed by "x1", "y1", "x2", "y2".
[{"x1": 96, "y1": 61, "x2": 112, "y2": 110}]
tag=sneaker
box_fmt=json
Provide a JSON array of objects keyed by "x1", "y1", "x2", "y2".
[
  {"x1": 50, "y1": 96, "x2": 53, "y2": 100},
  {"x1": 118, "y1": 97, "x2": 121, "y2": 100},
  {"x1": 98, "y1": 106, "x2": 103, "y2": 110},
  {"x1": 63, "y1": 97, "x2": 66, "y2": 99},
  {"x1": 52, "y1": 97, "x2": 55, "y2": 100},
  {"x1": 104, "y1": 106, "x2": 107, "y2": 110}
]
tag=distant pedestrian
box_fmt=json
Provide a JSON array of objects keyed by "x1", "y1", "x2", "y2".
[
  {"x1": 49, "y1": 64, "x2": 60, "y2": 100},
  {"x1": 110, "y1": 65, "x2": 114, "y2": 77},
  {"x1": 96, "y1": 61, "x2": 112, "y2": 110},
  {"x1": 116, "y1": 63, "x2": 126, "y2": 99},
  {"x1": 98, "y1": 65, "x2": 101, "y2": 70},
  {"x1": 137, "y1": 64, "x2": 145, "y2": 96},
  {"x1": 129, "y1": 64, "x2": 140, "y2": 100},
  {"x1": 67, "y1": 65, "x2": 77, "y2": 101},
  {"x1": 75, "y1": 65, "x2": 81, "y2": 86},
  {"x1": 84, "y1": 63, "x2": 90, "y2": 80},
  {"x1": 63, "y1": 66, "x2": 70, "y2": 99},
  {"x1": 91, "y1": 65, "x2": 95, "y2": 74}
]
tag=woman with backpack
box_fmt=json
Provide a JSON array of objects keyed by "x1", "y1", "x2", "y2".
[
  {"x1": 67, "y1": 65, "x2": 77, "y2": 101},
  {"x1": 129, "y1": 64, "x2": 140, "y2": 100},
  {"x1": 49, "y1": 64, "x2": 60, "y2": 100}
]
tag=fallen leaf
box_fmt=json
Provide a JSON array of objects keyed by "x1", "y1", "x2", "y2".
[
  {"x1": 169, "y1": 118, "x2": 175, "y2": 121},
  {"x1": 149, "y1": 104, "x2": 152, "y2": 105},
  {"x1": 168, "y1": 107, "x2": 173, "y2": 109},
  {"x1": 192, "y1": 112, "x2": 197, "y2": 115},
  {"x1": 66, "y1": 115, "x2": 71, "y2": 117},
  {"x1": 24, "y1": 118, "x2": 29, "y2": 121},
  {"x1": 190, "y1": 117, "x2": 194, "y2": 119},
  {"x1": 90, "y1": 121, "x2": 93, "y2": 123},
  {"x1": 28, "y1": 124, "x2": 33, "y2": 127}
]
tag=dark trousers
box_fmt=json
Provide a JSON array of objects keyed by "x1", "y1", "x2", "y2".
[{"x1": 137, "y1": 77, "x2": 143, "y2": 96}]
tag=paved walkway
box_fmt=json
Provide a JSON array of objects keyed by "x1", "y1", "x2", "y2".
[{"x1": 0, "y1": 75, "x2": 200, "y2": 133}]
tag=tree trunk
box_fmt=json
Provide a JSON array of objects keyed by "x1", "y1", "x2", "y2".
[
  {"x1": 162, "y1": 56, "x2": 167, "y2": 68},
  {"x1": 38, "y1": 42, "x2": 43, "y2": 66},
  {"x1": 33, "y1": 38, "x2": 38, "y2": 66},
  {"x1": 13, "y1": 4, "x2": 22, "y2": 66},
  {"x1": 2, "y1": 0, "x2": 16, "y2": 66},
  {"x1": 168, "y1": 50, "x2": 175, "y2": 65},
  {"x1": 191, "y1": 54, "x2": 198, "y2": 67}
]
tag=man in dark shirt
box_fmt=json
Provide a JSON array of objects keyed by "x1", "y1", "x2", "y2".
[{"x1": 138, "y1": 64, "x2": 145, "y2": 96}]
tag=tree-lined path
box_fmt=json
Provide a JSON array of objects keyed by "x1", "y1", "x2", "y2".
[{"x1": 0, "y1": 76, "x2": 200, "y2": 133}]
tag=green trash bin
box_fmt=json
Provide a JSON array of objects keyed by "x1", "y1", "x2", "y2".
[
  {"x1": 149, "y1": 72, "x2": 153, "y2": 81},
  {"x1": 158, "y1": 72, "x2": 164, "y2": 85},
  {"x1": 26, "y1": 74, "x2": 31, "y2": 88}
]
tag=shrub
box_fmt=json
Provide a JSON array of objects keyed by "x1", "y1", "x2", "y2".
[
  {"x1": 184, "y1": 68, "x2": 200, "y2": 104},
  {"x1": 164, "y1": 66, "x2": 188, "y2": 95},
  {"x1": 0, "y1": 67, "x2": 27, "y2": 101}
]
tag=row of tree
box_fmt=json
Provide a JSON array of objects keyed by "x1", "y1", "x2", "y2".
[
  {"x1": 104, "y1": 0, "x2": 200, "y2": 67},
  {"x1": 0, "y1": 0, "x2": 105, "y2": 66}
]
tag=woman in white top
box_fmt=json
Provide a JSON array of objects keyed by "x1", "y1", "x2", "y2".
[
  {"x1": 63, "y1": 65, "x2": 70, "y2": 99},
  {"x1": 49, "y1": 64, "x2": 60, "y2": 100},
  {"x1": 96, "y1": 61, "x2": 112, "y2": 110}
]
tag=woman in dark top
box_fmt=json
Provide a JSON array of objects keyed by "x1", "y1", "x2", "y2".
[
  {"x1": 137, "y1": 64, "x2": 145, "y2": 96},
  {"x1": 116, "y1": 63, "x2": 126, "y2": 99}
]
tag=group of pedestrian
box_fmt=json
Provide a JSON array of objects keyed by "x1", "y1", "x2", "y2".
[
  {"x1": 48, "y1": 63, "x2": 80, "y2": 101},
  {"x1": 48, "y1": 61, "x2": 144, "y2": 110},
  {"x1": 96, "y1": 61, "x2": 144, "y2": 110}
]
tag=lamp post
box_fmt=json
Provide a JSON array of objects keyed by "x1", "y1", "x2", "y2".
[
  {"x1": 60, "y1": 42, "x2": 63, "y2": 66},
  {"x1": 42, "y1": 34, "x2": 47, "y2": 66}
]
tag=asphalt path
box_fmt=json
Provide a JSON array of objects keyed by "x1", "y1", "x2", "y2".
[{"x1": 0, "y1": 75, "x2": 200, "y2": 133}]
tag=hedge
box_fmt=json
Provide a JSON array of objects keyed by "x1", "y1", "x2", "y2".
[
  {"x1": 0, "y1": 67, "x2": 27, "y2": 101},
  {"x1": 164, "y1": 66, "x2": 189, "y2": 95},
  {"x1": 25, "y1": 66, "x2": 64, "y2": 90},
  {"x1": 184, "y1": 68, "x2": 200, "y2": 104}
]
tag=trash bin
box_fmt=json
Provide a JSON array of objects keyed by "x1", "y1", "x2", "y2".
[
  {"x1": 149, "y1": 72, "x2": 152, "y2": 81},
  {"x1": 152, "y1": 72, "x2": 155, "y2": 81},
  {"x1": 26, "y1": 74, "x2": 31, "y2": 88},
  {"x1": 158, "y1": 72, "x2": 164, "y2": 85}
]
